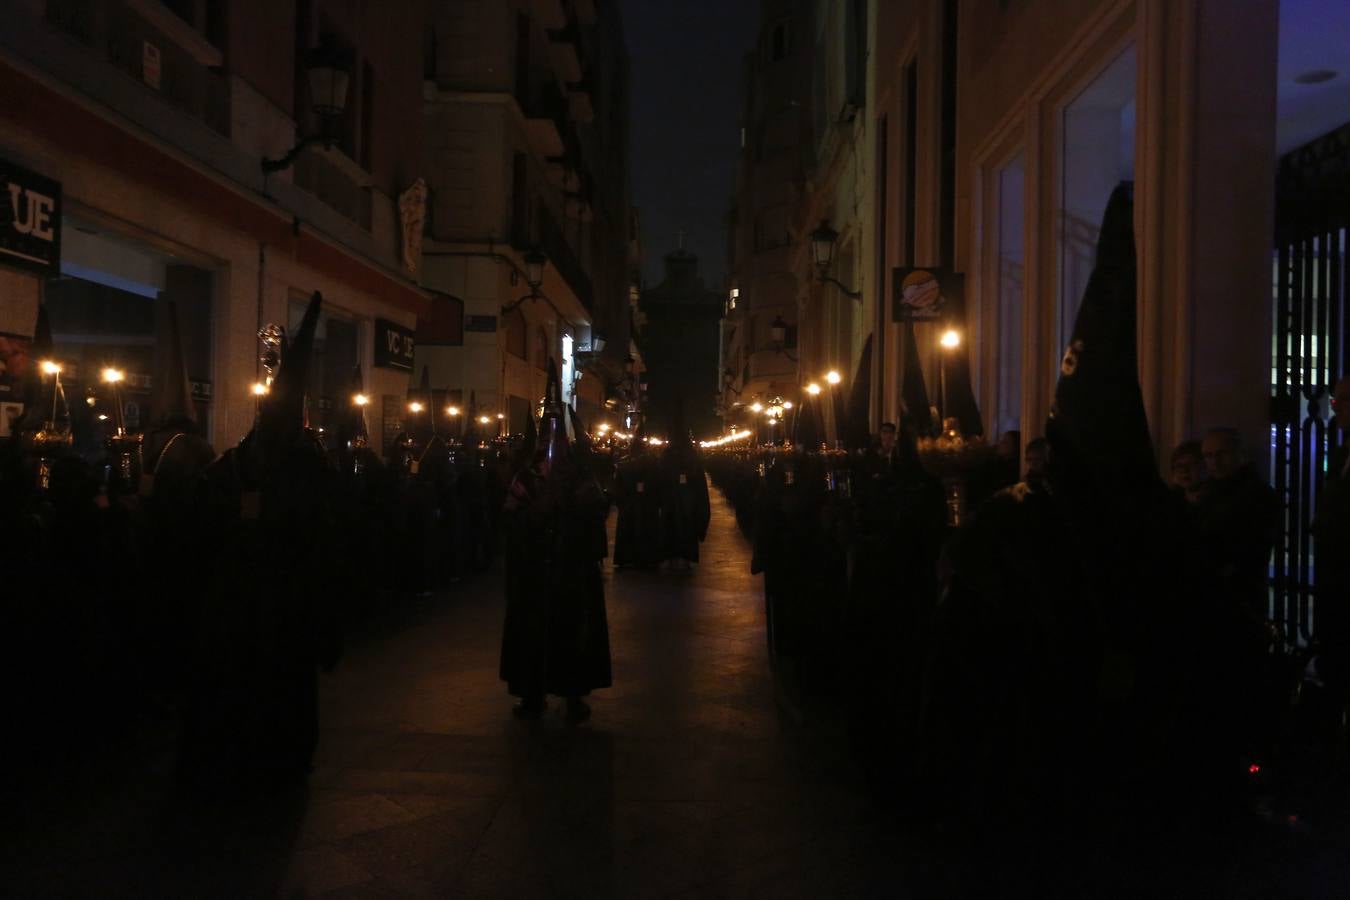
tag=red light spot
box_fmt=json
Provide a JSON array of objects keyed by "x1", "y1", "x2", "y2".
[
  {"x1": 1249, "y1": 764, "x2": 1262, "y2": 775},
  {"x1": 1288, "y1": 815, "x2": 1299, "y2": 824}
]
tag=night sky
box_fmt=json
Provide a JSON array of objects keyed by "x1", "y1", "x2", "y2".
[{"x1": 622, "y1": 1, "x2": 761, "y2": 290}]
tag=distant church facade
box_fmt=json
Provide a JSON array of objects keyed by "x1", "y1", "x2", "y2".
[{"x1": 638, "y1": 248, "x2": 723, "y2": 441}]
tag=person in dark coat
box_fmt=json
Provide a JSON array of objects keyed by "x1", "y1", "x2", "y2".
[
  {"x1": 184, "y1": 292, "x2": 341, "y2": 788},
  {"x1": 1313, "y1": 376, "x2": 1350, "y2": 728},
  {"x1": 659, "y1": 408, "x2": 711, "y2": 568},
  {"x1": 499, "y1": 365, "x2": 612, "y2": 722},
  {"x1": 917, "y1": 183, "x2": 1223, "y2": 828},
  {"x1": 612, "y1": 433, "x2": 663, "y2": 569}
]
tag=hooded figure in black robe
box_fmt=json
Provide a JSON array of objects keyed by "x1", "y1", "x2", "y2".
[
  {"x1": 612, "y1": 425, "x2": 663, "y2": 569},
  {"x1": 658, "y1": 400, "x2": 711, "y2": 567},
  {"x1": 499, "y1": 363, "x2": 612, "y2": 721},
  {"x1": 185, "y1": 291, "x2": 340, "y2": 787},
  {"x1": 917, "y1": 184, "x2": 1220, "y2": 827},
  {"x1": 138, "y1": 300, "x2": 217, "y2": 697},
  {"x1": 328, "y1": 365, "x2": 394, "y2": 619}
]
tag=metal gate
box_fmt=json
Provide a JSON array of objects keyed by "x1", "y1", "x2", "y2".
[{"x1": 1271, "y1": 122, "x2": 1350, "y2": 644}]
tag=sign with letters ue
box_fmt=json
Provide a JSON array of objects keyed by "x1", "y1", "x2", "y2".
[
  {"x1": 374, "y1": 318, "x2": 416, "y2": 371},
  {"x1": 2, "y1": 159, "x2": 61, "y2": 276}
]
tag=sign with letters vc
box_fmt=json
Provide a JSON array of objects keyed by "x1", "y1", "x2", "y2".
[
  {"x1": 374, "y1": 318, "x2": 415, "y2": 371},
  {"x1": 2, "y1": 158, "x2": 61, "y2": 276}
]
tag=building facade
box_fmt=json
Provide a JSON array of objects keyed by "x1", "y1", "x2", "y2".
[
  {"x1": 739, "y1": 0, "x2": 1349, "y2": 638},
  {"x1": 722, "y1": 0, "x2": 813, "y2": 435},
  {"x1": 640, "y1": 248, "x2": 723, "y2": 440},
  {"x1": 0, "y1": 0, "x2": 431, "y2": 452},
  {"x1": 417, "y1": 0, "x2": 635, "y2": 434}
]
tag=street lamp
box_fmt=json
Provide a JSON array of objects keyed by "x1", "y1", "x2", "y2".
[
  {"x1": 806, "y1": 383, "x2": 821, "y2": 396},
  {"x1": 825, "y1": 370, "x2": 842, "y2": 386},
  {"x1": 354, "y1": 393, "x2": 370, "y2": 407},
  {"x1": 262, "y1": 42, "x2": 353, "y2": 174},
  {"x1": 940, "y1": 328, "x2": 961, "y2": 349},
  {"x1": 504, "y1": 249, "x2": 549, "y2": 313},
  {"x1": 810, "y1": 220, "x2": 862, "y2": 301}
]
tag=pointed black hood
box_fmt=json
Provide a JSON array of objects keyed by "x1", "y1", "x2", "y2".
[
  {"x1": 520, "y1": 394, "x2": 537, "y2": 457},
  {"x1": 900, "y1": 319, "x2": 934, "y2": 436},
  {"x1": 567, "y1": 405, "x2": 595, "y2": 476},
  {"x1": 259, "y1": 290, "x2": 320, "y2": 447},
  {"x1": 1047, "y1": 181, "x2": 1155, "y2": 484},
  {"x1": 844, "y1": 334, "x2": 874, "y2": 452},
  {"x1": 793, "y1": 390, "x2": 824, "y2": 451},
  {"x1": 540, "y1": 358, "x2": 570, "y2": 473}
]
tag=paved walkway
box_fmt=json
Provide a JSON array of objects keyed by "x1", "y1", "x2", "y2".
[{"x1": 274, "y1": 487, "x2": 904, "y2": 898}]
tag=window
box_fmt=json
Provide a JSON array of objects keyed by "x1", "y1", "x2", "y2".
[
  {"x1": 288, "y1": 295, "x2": 359, "y2": 437},
  {"x1": 1058, "y1": 46, "x2": 1136, "y2": 348},
  {"x1": 996, "y1": 153, "x2": 1026, "y2": 436},
  {"x1": 359, "y1": 60, "x2": 374, "y2": 171},
  {"x1": 42, "y1": 221, "x2": 214, "y2": 447},
  {"x1": 903, "y1": 61, "x2": 917, "y2": 264}
]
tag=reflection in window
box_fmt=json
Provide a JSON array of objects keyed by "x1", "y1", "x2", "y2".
[
  {"x1": 289, "y1": 296, "x2": 359, "y2": 437},
  {"x1": 997, "y1": 153, "x2": 1026, "y2": 437},
  {"x1": 43, "y1": 222, "x2": 213, "y2": 457},
  {"x1": 1059, "y1": 46, "x2": 1136, "y2": 349}
]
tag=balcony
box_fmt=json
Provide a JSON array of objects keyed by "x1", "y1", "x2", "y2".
[
  {"x1": 535, "y1": 204, "x2": 593, "y2": 313},
  {"x1": 517, "y1": 80, "x2": 567, "y2": 159}
]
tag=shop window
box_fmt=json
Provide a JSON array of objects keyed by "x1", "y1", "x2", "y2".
[
  {"x1": 288, "y1": 294, "x2": 359, "y2": 438},
  {"x1": 1058, "y1": 45, "x2": 1136, "y2": 349},
  {"x1": 996, "y1": 153, "x2": 1026, "y2": 437},
  {"x1": 41, "y1": 221, "x2": 213, "y2": 454}
]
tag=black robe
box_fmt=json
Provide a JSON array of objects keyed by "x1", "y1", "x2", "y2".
[
  {"x1": 500, "y1": 466, "x2": 612, "y2": 700},
  {"x1": 659, "y1": 447, "x2": 711, "y2": 563},
  {"x1": 612, "y1": 453, "x2": 663, "y2": 568}
]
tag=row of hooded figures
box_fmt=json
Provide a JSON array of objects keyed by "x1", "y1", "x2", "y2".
[
  {"x1": 708, "y1": 182, "x2": 1350, "y2": 830},
  {"x1": 0, "y1": 286, "x2": 716, "y2": 785}
]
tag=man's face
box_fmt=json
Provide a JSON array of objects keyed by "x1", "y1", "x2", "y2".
[
  {"x1": 1025, "y1": 447, "x2": 1046, "y2": 477},
  {"x1": 1201, "y1": 434, "x2": 1239, "y2": 480},
  {"x1": 1171, "y1": 454, "x2": 1204, "y2": 491},
  {"x1": 879, "y1": 428, "x2": 896, "y2": 452}
]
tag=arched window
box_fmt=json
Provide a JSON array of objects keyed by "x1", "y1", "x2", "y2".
[{"x1": 505, "y1": 308, "x2": 527, "y2": 359}]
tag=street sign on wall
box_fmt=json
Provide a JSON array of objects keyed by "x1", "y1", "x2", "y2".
[
  {"x1": 1, "y1": 158, "x2": 61, "y2": 276},
  {"x1": 374, "y1": 318, "x2": 415, "y2": 370}
]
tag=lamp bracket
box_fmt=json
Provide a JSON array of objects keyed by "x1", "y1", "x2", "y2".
[{"x1": 818, "y1": 273, "x2": 863, "y2": 301}]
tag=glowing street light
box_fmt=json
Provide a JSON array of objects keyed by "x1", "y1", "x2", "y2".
[
  {"x1": 478, "y1": 415, "x2": 490, "y2": 425},
  {"x1": 251, "y1": 382, "x2": 269, "y2": 396},
  {"x1": 825, "y1": 370, "x2": 842, "y2": 385},
  {"x1": 40, "y1": 360, "x2": 61, "y2": 376},
  {"x1": 750, "y1": 402, "x2": 763, "y2": 413},
  {"x1": 353, "y1": 393, "x2": 370, "y2": 407},
  {"x1": 806, "y1": 383, "x2": 821, "y2": 396},
  {"x1": 446, "y1": 405, "x2": 460, "y2": 417},
  {"x1": 783, "y1": 401, "x2": 794, "y2": 410},
  {"x1": 940, "y1": 328, "x2": 962, "y2": 349},
  {"x1": 101, "y1": 367, "x2": 124, "y2": 384},
  {"x1": 408, "y1": 401, "x2": 425, "y2": 413}
]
